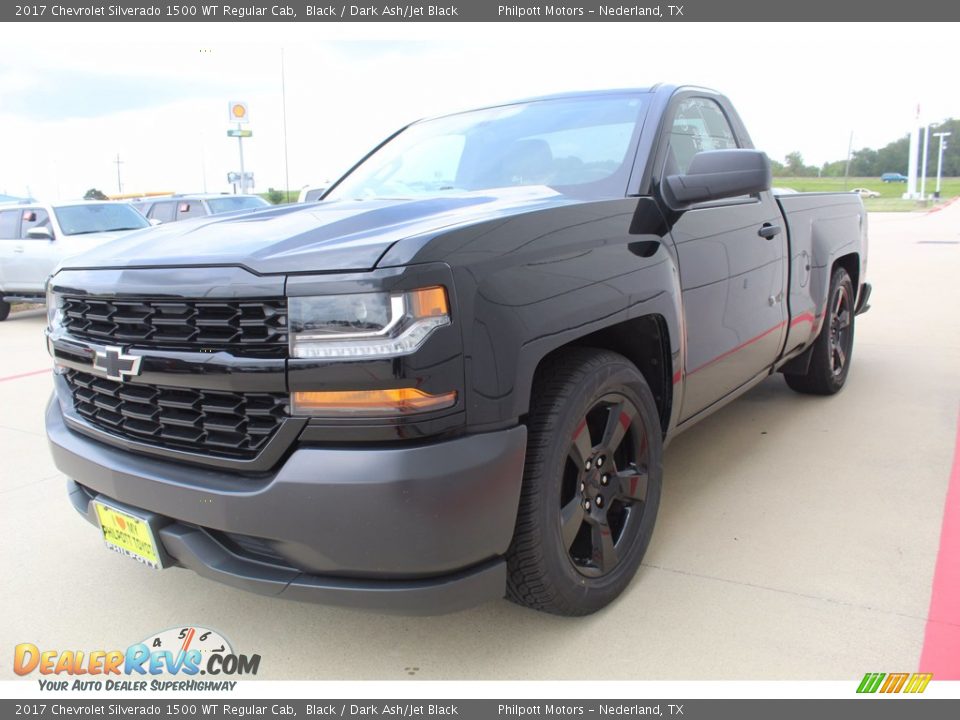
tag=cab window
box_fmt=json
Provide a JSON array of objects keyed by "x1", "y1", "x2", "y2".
[
  {"x1": 176, "y1": 201, "x2": 207, "y2": 220},
  {"x1": 20, "y1": 209, "x2": 51, "y2": 239},
  {"x1": 0, "y1": 210, "x2": 20, "y2": 239},
  {"x1": 149, "y1": 202, "x2": 177, "y2": 223},
  {"x1": 664, "y1": 98, "x2": 739, "y2": 176}
]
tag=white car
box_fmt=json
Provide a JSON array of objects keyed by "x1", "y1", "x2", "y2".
[
  {"x1": 0, "y1": 200, "x2": 150, "y2": 320},
  {"x1": 850, "y1": 187, "x2": 881, "y2": 199}
]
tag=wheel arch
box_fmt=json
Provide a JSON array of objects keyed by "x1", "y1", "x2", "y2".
[
  {"x1": 832, "y1": 251, "x2": 860, "y2": 297},
  {"x1": 523, "y1": 314, "x2": 674, "y2": 437},
  {"x1": 780, "y1": 252, "x2": 859, "y2": 378}
]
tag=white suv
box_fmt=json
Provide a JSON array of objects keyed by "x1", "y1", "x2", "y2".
[
  {"x1": 133, "y1": 194, "x2": 269, "y2": 224},
  {"x1": 0, "y1": 200, "x2": 150, "y2": 320}
]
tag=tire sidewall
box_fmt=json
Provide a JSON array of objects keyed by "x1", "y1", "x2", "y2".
[{"x1": 822, "y1": 270, "x2": 855, "y2": 392}]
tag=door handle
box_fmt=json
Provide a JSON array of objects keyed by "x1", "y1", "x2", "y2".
[
  {"x1": 13, "y1": 245, "x2": 24, "y2": 253},
  {"x1": 758, "y1": 223, "x2": 781, "y2": 240}
]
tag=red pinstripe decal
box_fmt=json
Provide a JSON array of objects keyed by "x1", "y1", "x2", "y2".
[
  {"x1": 687, "y1": 321, "x2": 786, "y2": 376},
  {"x1": 790, "y1": 311, "x2": 816, "y2": 328}
]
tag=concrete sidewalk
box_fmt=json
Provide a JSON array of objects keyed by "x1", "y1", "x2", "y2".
[{"x1": 0, "y1": 209, "x2": 956, "y2": 680}]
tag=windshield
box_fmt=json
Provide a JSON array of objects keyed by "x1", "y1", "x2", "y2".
[
  {"x1": 326, "y1": 94, "x2": 649, "y2": 201},
  {"x1": 53, "y1": 203, "x2": 150, "y2": 236},
  {"x1": 206, "y1": 196, "x2": 270, "y2": 214}
]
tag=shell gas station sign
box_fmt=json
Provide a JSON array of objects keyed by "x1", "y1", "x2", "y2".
[{"x1": 228, "y1": 101, "x2": 249, "y2": 124}]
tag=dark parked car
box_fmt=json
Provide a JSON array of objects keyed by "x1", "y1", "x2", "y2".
[
  {"x1": 134, "y1": 194, "x2": 269, "y2": 224},
  {"x1": 45, "y1": 85, "x2": 871, "y2": 616},
  {"x1": 881, "y1": 172, "x2": 908, "y2": 183}
]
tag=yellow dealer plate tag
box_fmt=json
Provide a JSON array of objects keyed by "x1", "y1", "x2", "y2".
[{"x1": 93, "y1": 501, "x2": 163, "y2": 569}]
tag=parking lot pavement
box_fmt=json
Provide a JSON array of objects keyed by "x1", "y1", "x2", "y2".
[{"x1": 1, "y1": 208, "x2": 957, "y2": 681}]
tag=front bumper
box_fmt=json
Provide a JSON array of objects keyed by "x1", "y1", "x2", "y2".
[{"x1": 48, "y1": 397, "x2": 527, "y2": 614}]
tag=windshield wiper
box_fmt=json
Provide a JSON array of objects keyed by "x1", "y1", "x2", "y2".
[{"x1": 69, "y1": 227, "x2": 143, "y2": 235}]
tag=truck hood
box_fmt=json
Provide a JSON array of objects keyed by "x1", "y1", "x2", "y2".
[{"x1": 57, "y1": 187, "x2": 575, "y2": 275}]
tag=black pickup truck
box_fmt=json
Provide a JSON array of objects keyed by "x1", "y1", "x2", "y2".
[{"x1": 45, "y1": 85, "x2": 870, "y2": 616}]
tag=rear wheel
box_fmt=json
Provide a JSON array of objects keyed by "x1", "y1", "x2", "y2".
[
  {"x1": 506, "y1": 348, "x2": 663, "y2": 616},
  {"x1": 785, "y1": 266, "x2": 855, "y2": 395},
  {"x1": 0, "y1": 301, "x2": 10, "y2": 322}
]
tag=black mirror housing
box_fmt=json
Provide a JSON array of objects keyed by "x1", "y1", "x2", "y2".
[{"x1": 664, "y1": 149, "x2": 772, "y2": 209}]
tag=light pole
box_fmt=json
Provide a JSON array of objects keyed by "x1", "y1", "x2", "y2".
[
  {"x1": 906, "y1": 104, "x2": 920, "y2": 199},
  {"x1": 919, "y1": 125, "x2": 930, "y2": 200},
  {"x1": 237, "y1": 128, "x2": 246, "y2": 194},
  {"x1": 933, "y1": 131, "x2": 951, "y2": 196},
  {"x1": 843, "y1": 131, "x2": 853, "y2": 190},
  {"x1": 114, "y1": 153, "x2": 124, "y2": 194},
  {"x1": 281, "y1": 48, "x2": 291, "y2": 204},
  {"x1": 228, "y1": 102, "x2": 250, "y2": 194}
]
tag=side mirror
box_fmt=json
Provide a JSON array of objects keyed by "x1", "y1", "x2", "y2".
[
  {"x1": 664, "y1": 149, "x2": 771, "y2": 209},
  {"x1": 27, "y1": 226, "x2": 55, "y2": 241},
  {"x1": 149, "y1": 218, "x2": 162, "y2": 226}
]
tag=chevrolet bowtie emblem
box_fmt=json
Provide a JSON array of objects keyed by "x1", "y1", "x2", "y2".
[{"x1": 93, "y1": 346, "x2": 142, "y2": 382}]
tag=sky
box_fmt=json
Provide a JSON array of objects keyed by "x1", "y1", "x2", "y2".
[{"x1": 0, "y1": 22, "x2": 957, "y2": 200}]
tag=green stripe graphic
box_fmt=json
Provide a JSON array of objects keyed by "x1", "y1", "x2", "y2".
[{"x1": 857, "y1": 672, "x2": 885, "y2": 693}]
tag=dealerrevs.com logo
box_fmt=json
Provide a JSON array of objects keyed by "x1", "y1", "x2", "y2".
[
  {"x1": 857, "y1": 672, "x2": 933, "y2": 694},
  {"x1": 14, "y1": 626, "x2": 260, "y2": 691}
]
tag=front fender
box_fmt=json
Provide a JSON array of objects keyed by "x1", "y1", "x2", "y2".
[{"x1": 429, "y1": 198, "x2": 683, "y2": 431}]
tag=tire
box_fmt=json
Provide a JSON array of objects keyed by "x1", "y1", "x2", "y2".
[
  {"x1": 0, "y1": 301, "x2": 10, "y2": 322},
  {"x1": 506, "y1": 348, "x2": 663, "y2": 616},
  {"x1": 785, "y1": 266, "x2": 856, "y2": 395}
]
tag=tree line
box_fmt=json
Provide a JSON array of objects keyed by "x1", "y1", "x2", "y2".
[{"x1": 772, "y1": 117, "x2": 959, "y2": 178}]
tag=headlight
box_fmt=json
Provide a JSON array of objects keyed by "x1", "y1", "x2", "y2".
[
  {"x1": 46, "y1": 286, "x2": 63, "y2": 330},
  {"x1": 289, "y1": 286, "x2": 450, "y2": 359}
]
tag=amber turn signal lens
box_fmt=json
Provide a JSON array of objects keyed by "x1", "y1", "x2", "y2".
[
  {"x1": 291, "y1": 388, "x2": 457, "y2": 416},
  {"x1": 408, "y1": 286, "x2": 449, "y2": 318}
]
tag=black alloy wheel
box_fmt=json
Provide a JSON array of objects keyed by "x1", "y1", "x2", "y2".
[
  {"x1": 828, "y1": 282, "x2": 853, "y2": 378},
  {"x1": 561, "y1": 393, "x2": 651, "y2": 578},
  {"x1": 506, "y1": 348, "x2": 663, "y2": 616}
]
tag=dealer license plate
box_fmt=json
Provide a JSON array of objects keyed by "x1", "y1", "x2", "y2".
[{"x1": 93, "y1": 501, "x2": 163, "y2": 569}]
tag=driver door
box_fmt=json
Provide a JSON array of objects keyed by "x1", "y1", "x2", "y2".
[{"x1": 661, "y1": 97, "x2": 788, "y2": 421}]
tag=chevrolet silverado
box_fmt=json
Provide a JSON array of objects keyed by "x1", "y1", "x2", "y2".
[{"x1": 45, "y1": 85, "x2": 871, "y2": 615}]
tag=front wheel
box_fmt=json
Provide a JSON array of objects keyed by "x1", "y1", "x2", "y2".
[
  {"x1": 785, "y1": 266, "x2": 856, "y2": 395},
  {"x1": 506, "y1": 348, "x2": 663, "y2": 616},
  {"x1": 0, "y1": 301, "x2": 10, "y2": 322}
]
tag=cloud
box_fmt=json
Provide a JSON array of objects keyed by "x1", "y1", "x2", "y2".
[
  {"x1": 0, "y1": 23, "x2": 956, "y2": 200},
  {"x1": 0, "y1": 68, "x2": 257, "y2": 122}
]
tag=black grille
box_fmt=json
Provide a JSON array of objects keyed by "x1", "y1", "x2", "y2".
[
  {"x1": 65, "y1": 370, "x2": 288, "y2": 459},
  {"x1": 61, "y1": 297, "x2": 287, "y2": 348}
]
